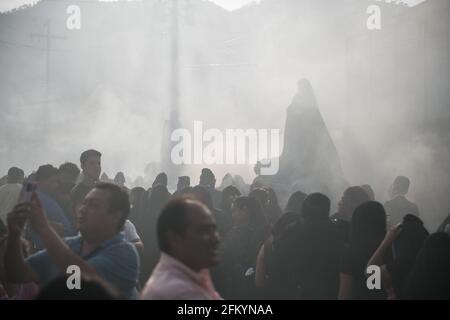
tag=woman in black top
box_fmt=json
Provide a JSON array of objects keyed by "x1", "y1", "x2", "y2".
[
  {"x1": 221, "y1": 196, "x2": 269, "y2": 299},
  {"x1": 339, "y1": 201, "x2": 386, "y2": 300}
]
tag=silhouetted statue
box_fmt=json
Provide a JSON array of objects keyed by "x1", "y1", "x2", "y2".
[{"x1": 253, "y1": 79, "x2": 346, "y2": 207}]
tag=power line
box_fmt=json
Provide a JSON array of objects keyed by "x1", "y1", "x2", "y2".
[{"x1": 0, "y1": 38, "x2": 46, "y2": 50}]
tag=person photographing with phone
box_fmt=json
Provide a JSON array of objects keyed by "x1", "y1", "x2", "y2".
[
  {"x1": 4, "y1": 182, "x2": 139, "y2": 299},
  {"x1": 25, "y1": 165, "x2": 73, "y2": 251}
]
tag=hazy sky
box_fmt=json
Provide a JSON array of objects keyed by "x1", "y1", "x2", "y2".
[
  {"x1": 0, "y1": 0, "x2": 430, "y2": 13},
  {"x1": 208, "y1": 0, "x2": 261, "y2": 11},
  {"x1": 0, "y1": 0, "x2": 262, "y2": 13}
]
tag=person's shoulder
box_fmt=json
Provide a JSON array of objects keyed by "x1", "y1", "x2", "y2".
[
  {"x1": 90, "y1": 237, "x2": 139, "y2": 271},
  {"x1": 11, "y1": 183, "x2": 22, "y2": 191},
  {"x1": 405, "y1": 197, "x2": 418, "y2": 207},
  {"x1": 384, "y1": 198, "x2": 395, "y2": 207},
  {"x1": 273, "y1": 221, "x2": 301, "y2": 248},
  {"x1": 0, "y1": 184, "x2": 8, "y2": 197},
  {"x1": 105, "y1": 236, "x2": 139, "y2": 258},
  {"x1": 142, "y1": 273, "x2": 206, "y2": 300},
  {"x1": 110, "y1": 235, "x2": 136, "y2": 249},
  {"x1": 141, "y1": 286, "x2": 203, "y2": 300},
  {"x1": 64, "y1": 234, "x2": 82, "y2": 244},
  {"x1": 70, "y1": 183, "x2": 92, "y2": 203},
  {"x1": 71, "y1": 182, "x2": 90, "y2": 193},
  {"x1": 0, "y1": 183, "x2": 21, "y2": 193},
  {"x1": 38, "y1": 191, "x2": 61, "y2": 206}
]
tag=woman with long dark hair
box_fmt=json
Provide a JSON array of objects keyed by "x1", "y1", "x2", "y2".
[
  {"x1": 221, "y1": 196, "x2": 269, "y2": 299},
  {"x1": 338, "y1": 201, "x2": 387, "y2": 300},
  {"x1": 137, "y1": 184, "x2": 170, "y2": 285}
]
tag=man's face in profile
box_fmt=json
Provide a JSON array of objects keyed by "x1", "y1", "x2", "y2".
[
  {"x1": 178, "y1": 208, "x2": 220, "y2": 270},
  {"x1": 77, "y1": 188, "x2": 119, "y2": 239},
  {"x1": 83, "y1": 156, "x2": 101, "y2": 181}
]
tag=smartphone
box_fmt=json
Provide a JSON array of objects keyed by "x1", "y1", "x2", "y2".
[{"x1": 19, "y1": 180, "x2": 37, "y2": 202}]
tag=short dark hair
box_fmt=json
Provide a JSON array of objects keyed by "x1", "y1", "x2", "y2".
[
  {"x1": 59, "y1": 162, "x2": 80, "y2": 179},
  {"x1": 200, "y1": 168, "x2": 215, "y2": 185},
  {"x1": 94, "y1": 182, "x2": 130, "y2": 231},
  {"x1": 178, "y1": 176, "x2": 190, "y2": 185},
  {"x1": 393, "y1": 176, "x2": 410, "y2": 195},
  {"x1": 157, "y1": 198, "x2": 207, "y2": 253},
  {"x1": 80, "y1": 149, "x2": 102, "y2": 166},
  {"x1": 7, "y1": 167, "x2": 24, "y2": 183},
  {"x1": 301, "y1": 193, "x2": 330, "y2": 221},
  {"x1": 222, "y1": 185, "x2": 241, "y2": 199},
  {"x1": 153, "y1": 172, "x2": 168, "y2": 187},
  {"x1": 233, "y1": 196, "x2": 267, "y2": 226},
  {"x1": 35, "y1": 165, "x2": 58, "y2": 182},
  {"x1": 114, "y1": 172, "x2": 125, "y2": 183},
  {"x1": 285, "y1": 190, "x2": 307, "y2": 214},
  {"x1": 360, "y1": 184, "x2": 375, "y2": 201}
]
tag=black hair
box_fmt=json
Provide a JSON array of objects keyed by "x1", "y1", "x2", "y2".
[
  {"x1": 403, "y1": 232, "x2": 450, "y2": 299},
  {"x1": 80, "y1": 149, "x2": 102, "y2": 166},
  {"x1": 58, "y1": 162, "x2": 80, "y2": 179},
  {"x1": 200, "y1": 168, "x2": 215, "y2": 185},
  {"x1": 233, "y1": 196, "x2": 267, "y2": 227},
  {"x1": 7, "y1": 167, "x2": 24, "y2": 183},
  {"x1": 222, "y1": 185, "x2": 241, "y2": 199},
  {"x1": 94, "y1": 182, "x2": 130, "y2": 231},
  {"x1": 35, "y1": 164, "x2": 58, "y2": 182},
  {"x1": 152, "y1": 172, "x2": 168, "y2": 187},
  {"x1": 393, "y1": 176, "x2": 410, "y2": 195},
  {"x1": 351, "y1": 201, "x2": 387, "y2": 253},
  {"x1": 157, "y1": 198, "x2": 207, "y2": 253},
  {"x1": 285, "y1": 190, "x2": 307, "y2": 214},
  {"x1": 301, "y1": 192, "x2": 330, "y2": 221}
]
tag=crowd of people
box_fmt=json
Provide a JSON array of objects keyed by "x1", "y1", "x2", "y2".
[{"x1": 0, "y1": 149, "x2": 449, "y2": 300}]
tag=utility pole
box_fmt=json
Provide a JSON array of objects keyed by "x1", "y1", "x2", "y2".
[
  {"x1": 30, "y1": 19, "x2": 66, "y2": 126},
  {"x1": 161, "y1": 0, "x2": 183, "y2": 189}
]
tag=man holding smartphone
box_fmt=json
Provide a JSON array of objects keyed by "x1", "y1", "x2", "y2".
[
  {"x1": 5, "y1": 182, "x2": 139, "y2": 299},
  {"x1": 26, "y1": 165, "x2": 73, "y2": 250}
]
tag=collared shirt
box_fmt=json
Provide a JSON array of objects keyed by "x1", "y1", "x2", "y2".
[
  {"x1": 0, "y1": 183, "x2": 22, "y2": 224},
  {"x1": 141, "y1": 253, "x2": 222, "y2": 300},
  {"x1": 26, "y1": 233, "x2": 140, "y2": 299},
  {"x1": 384, "y1": 195, "x2": 419, "y2": 227},
  {"x1": 122, "y1": 220, "x2": 140, "y2": 242},
  {"x1": 70, "y1": 181, "x2": 93, "y2": 209}
]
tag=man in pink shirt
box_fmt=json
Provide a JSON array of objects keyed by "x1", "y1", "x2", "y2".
[{"x1": 141, "y1": 198, "x2": 222, "y2": 300}]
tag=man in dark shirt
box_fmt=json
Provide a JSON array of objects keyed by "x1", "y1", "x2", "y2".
[
  {"x1": 199, "y1": 168, "x2": 222, "y2": 209},
  {"x1": 70, "y1": 150, "x2": 102, "y2": 230},
  {"x1": 384, "y1": 176, "x2": 419, "y2": 228},
  {"x1": 56, "y1": 162, "x2": 80, "y2": 228},
  {"x1": 28, "y1": 165, "x2": 73, "y2": 250}
]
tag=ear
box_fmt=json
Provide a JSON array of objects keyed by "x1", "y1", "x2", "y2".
[
  {"x1": 110, "y1": 210, "x2": 122, "y2": 229},
  {"x1": 167, "y1": 231, "x2": 183, "y2": 250}
]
